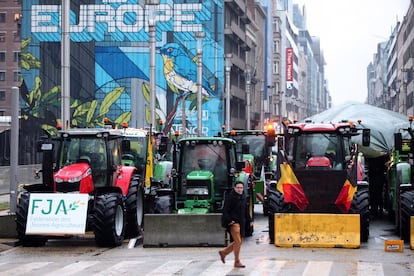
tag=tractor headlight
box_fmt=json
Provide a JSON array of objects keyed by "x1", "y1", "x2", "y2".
[{"x1": 186, "y1": 187, "x2": 209, "y2": 195}]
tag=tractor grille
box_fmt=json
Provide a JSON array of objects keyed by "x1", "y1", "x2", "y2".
[{"x1": 55, "y1": 181, "x2": 80, "y2": 193}]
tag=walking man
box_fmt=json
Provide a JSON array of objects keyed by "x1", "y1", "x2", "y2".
[{"x1": 219, "y1": 182, "x2": 252, "y2": 268}]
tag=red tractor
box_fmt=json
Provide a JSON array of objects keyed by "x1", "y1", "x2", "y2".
[
  {"x1": 15, "y1": 128, "x2": 144, "y2": 247},
  {"x1": 267, "y1": 120, "x2": 371, "y2": 248}
]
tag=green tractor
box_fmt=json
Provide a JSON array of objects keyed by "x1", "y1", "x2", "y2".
[
  {"x1": 385, "y1": 118, "x2": 414, "y2": 247},
  {"x1": 143, "y1": 136, "x2": 252, "y2": 247},
  {"x1": 225, "y1": 127, "x2": 276, "y2": 215},
  {"x1": 120, "y1": 127, "x2": 173, "y2": 214}
]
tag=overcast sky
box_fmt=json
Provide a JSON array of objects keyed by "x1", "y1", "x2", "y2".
[{"x1": 293, "y1": 0, "x2": 411, "y2": 106}]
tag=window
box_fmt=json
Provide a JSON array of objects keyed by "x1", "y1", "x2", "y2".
[
  {"x1": 273, "y1": 40, "x2": 279, "y2": 53},
  {"x1": 0, "y1": 33, "x2": 5, "y2": 43},
  {"x1": 0, "y1": 110, "x2": 4, "y2": 116},
  {"x1": 13, "y1": 71, "x2": 20, "y2": 81},
  {"x1": 13, "y1": 51, "x2": 20, "y2": 63},
  {"x1": 0, "y1": 52, "x2": 5, "y2": 62},
  {"x1": 0, "y1": 71, "x2": 5, "y2": 81},
  {"x1": 0, "y1": 90, "x2": 5, "y2": 101},
  {"x1": 0, "y1": 13, "x2": 5, "y2": 23},
  {"x1": 13, "y1": 72, "x2": 19, "y2": 81},
  {"x1": 13, "y1": 32, "x2": 20, "y2": 42}
]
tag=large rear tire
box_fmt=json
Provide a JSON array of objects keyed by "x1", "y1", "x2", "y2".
[
  {"x1": 15, "y1": 192, "x2": 48, "y2": 246},
  {"x1": 267, "y1": 188, "x2": 293, "y2": 244},
  {"x1": 94, "y1": 193, "x2": 125, "y2": 247},
  {"x1": 125, "y1": 176, "x2": 144, "y2": 238},
  {"x1": 400, "y1": 190, "x2": 414, "y2": 241},
  {"x1": 350, "y1": 189, "x2": 370, "y2": 242}
]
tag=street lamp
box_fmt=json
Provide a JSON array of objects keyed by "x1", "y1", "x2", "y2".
[
  {"x1": 61, "y1": 0, "x2": 70, "y2": 130},
  {"x1": 224, "y1": 54, "x2": 232, "y2": 132},
  {"x1": 146, "y1": 0, "x2": 160, "y2": 131},
  {"x1": 245, "y1": 68, "x2": 251, "y2": 130},
  {"x1": 260, "y1": 81, "x2": 264, "y2": 130},
  {"x1": 195, "y1": 32, "x2": 205, "y2": 136}
]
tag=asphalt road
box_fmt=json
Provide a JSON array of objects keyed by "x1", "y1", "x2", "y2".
[{"x1": 0, "y1": 205, "x2": 412, "y2": 275}]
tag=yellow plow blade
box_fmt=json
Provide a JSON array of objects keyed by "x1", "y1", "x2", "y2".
[
  {"x1": 274, "y1": 213, "x2": 360, "y2": 248},
  {"x1": 411, "y1": 216, "x2": 414, "y2": 250}
]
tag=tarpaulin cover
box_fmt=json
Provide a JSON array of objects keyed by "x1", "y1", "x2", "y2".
[{"x1": 304, "y1": 102, "x2": 410, "y2": 158}]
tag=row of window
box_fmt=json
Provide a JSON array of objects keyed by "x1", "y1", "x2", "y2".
[
  {"x1": 0, "y1": 31, "x2": 20, "y2": 43},
  {"x1": 0, "y1": 71, "x2": 20, "y2": 81},
  {"x1": 0, "y1": 51, "x2": 20, "y2": 62}
]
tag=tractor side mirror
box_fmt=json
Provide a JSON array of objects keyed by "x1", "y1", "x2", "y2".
[
  {"x1": 37, "y1": 141, "x2": 53, "y2": 152},
  {"x1": 394, "y1": 132, "x2": 402, "y2": 152},
  {"x1": 158, "y1": 136, "x2": 168, "y2": 154},
  {"x1": 362, "y1": 129, "x2": 370, "y2": 147},
  {"x1": 266, "y1": 129, "x2": 276, "y2": 147}
]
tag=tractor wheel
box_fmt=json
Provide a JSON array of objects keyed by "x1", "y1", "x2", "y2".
[
  {"x1": 125, "y1": 176, "x2": 144, "y2": 238},
  {"x1": 154, "y1": 190, "x2": 174, "y2": 214},
  {"x1": 94, "y1": 193, "x2": 125, "y2": 247},
  {"x1": 400, "y1": 190, "x2": 414, "y2": 241},
  {"x1": 350, "y1": 189, "x2": 370, "y2": 242},
  {"x1": 245, "y1": 187, "x2": 254, "y2": 237},
  {"x1": 267, "y1": 188, "x2": 291, "y2": 244},
  {"x1": 15, "y1": 192, "x2": 47, "y2": 246}
]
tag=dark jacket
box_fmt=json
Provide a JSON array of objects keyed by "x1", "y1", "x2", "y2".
[{"x1": 221, "y1": 189, "x2": 251, "y2": 237}]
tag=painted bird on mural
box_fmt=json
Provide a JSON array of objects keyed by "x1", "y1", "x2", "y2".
[{"x1": 158, "y1": 43, "x2": 215, "y2": 97}]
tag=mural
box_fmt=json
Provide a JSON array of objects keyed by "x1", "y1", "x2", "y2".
[{"x1": 20, "y1": 0, "x2": 225, "y2": 143}]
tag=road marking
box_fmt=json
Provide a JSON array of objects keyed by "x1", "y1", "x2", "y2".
[
  {"x1": 44, "y1": 261, "x2": 100, "y2": 276},
  {"x1": 303, "y1": 261, "x2": 332, "y2": 276},
  {"x1": 145, "y1": 260, "x2": 192, "y2": 276},
  {"x1": 357, "y1": 262, "x2": 384, "y2": 276},
  {"x1": 1, "y1": 262, "x2": 52, "y2": 275},
  {"x1": 249, "y1": 259, "x2": 287, "y2": 276},
  {"x1": 200, "y1": 261, "x2": 235, "y2": 276},
  {"x1": 93, "y1": 261, "x2": 145, "y2": 275}
]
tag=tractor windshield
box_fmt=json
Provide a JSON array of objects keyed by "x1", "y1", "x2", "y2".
[
  {"x1": 290, "y1": 133, "x2": 344, "y2": 170},
  {"x1": 59, "y1": 137, "x2": 108, "y2": 172},
  {"x1": 179, "y1": 142, "x2": 233, "y2": 197},
  {"x1": 233, "y1": 135, "x2": 266, "y2": 162},
  {"x1": 122, "y1": 135, "x2": 148, "y2": 174}
]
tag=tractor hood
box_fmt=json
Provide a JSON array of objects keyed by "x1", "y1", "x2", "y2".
[
  {"x1": 306, "y1": 102, "x2": 410, "y2": 158},
  {"x1": 54, "y1": 163, "x2": 91, "y2": 183}
]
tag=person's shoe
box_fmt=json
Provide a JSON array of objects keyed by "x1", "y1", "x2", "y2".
[
  {"x1": 218, "y1": 250, "x2": 225, "y2": 264},
  {"x1": 234, "y1": 261, "x2": 246, "y2": 268}
]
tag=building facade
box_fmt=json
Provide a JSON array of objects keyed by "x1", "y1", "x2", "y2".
[{"x1": 0, "y1": 0, "x2": 21, "y2": 118}]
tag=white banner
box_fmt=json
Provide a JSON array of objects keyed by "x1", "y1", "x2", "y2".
[{"x1": 26, "y1": 193, "x2": 89, "y2": 235}]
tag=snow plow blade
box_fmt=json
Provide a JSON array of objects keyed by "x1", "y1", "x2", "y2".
[
  {"x1": 143, "y1": 213, "x2": 226, "y2": 247},
  {"x1": 274, "y1": 213, "x2": 360, "y2": 248}
]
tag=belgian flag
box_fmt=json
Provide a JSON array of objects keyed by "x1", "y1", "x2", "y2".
[
  {"x1": 276, "y1": 151, "x2": 309, "y2": 211},
  {"x1": 335, "y1": 155, "x2": 358, "y2": 212}
]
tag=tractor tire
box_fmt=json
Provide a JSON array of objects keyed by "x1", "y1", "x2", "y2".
[
  {"x1": 154, "y1": 192, "x2": 174, "y2": 214},
  {"x1": 245, "y1": 187, "x2": 254, "y2": 237},
  {"x1": 93, "y1": 193, "x2": 125, "y2": 247},
  {"x1": 15, "y1": 192, "x2": 48, "y2": 246},
  {"x1": 400, "y1": 190, "x2": 414, "y2": 241},
  {"x1": 125, "y1": 176, "x2": 144, "y2": 238},
  {"x1": 267, "y1": 188, "x2": 293, "y2": 244},
  {"x1": 350, "y1": 189, "x2": 370, "y2": 242}
]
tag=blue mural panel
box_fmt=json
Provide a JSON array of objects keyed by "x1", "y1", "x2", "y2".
[{"x1": 21, "y1": 0, "x2": 224, "y2": 137}]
